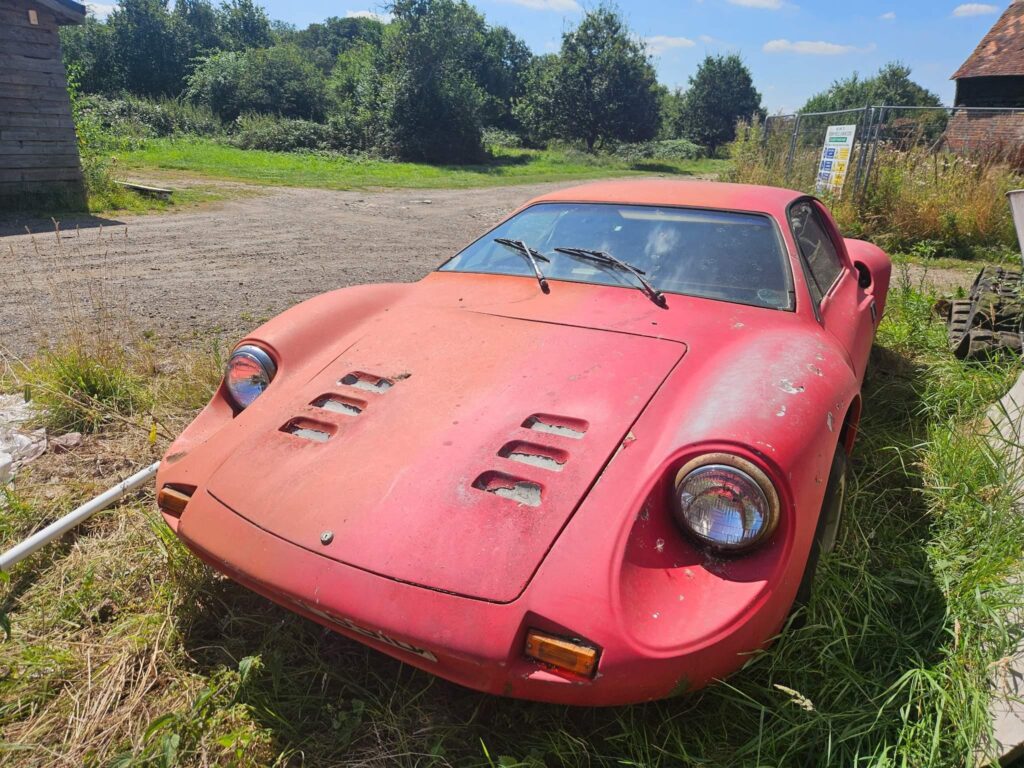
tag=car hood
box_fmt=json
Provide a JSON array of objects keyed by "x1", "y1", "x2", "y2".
[{"x1": 207, "y1": 306, "x2": 685, "y2": 602}]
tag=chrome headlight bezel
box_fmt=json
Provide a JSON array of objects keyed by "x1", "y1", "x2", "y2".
[
  {"x1": 225, "y1": 344, "x2": 277, "y2": 410},
  {"x1": 672, "y1": 453, "x2": 781, "y2": 553}
]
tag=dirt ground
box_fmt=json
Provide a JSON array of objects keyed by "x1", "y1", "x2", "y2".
[{"x1": 0, "y1": 180, "x2": 977, "y2": 358}]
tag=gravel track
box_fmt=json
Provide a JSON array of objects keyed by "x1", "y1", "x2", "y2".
[{"x1": 1, "y1": 182, "x2": 574, "y2": 357}]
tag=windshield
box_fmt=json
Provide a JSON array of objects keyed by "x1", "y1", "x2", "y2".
[{"x1": 440, "y1": 202, "x2": 793, "y2": 311}]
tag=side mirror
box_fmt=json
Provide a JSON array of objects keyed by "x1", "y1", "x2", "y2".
[{"x1": 853, "y1": 261, "x2": 872, "y2": 290}]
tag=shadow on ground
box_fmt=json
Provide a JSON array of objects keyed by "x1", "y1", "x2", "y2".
[{"x1": 0, "y1": 213, "x2": 126, "y2": 238}]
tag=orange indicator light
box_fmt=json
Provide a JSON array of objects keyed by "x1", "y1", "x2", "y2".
[{"x1": 525, "y1": 630, "x2": 599, "y2": 677}]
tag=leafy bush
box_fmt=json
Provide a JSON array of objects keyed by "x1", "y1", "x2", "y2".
[
  {"x1": 482, "y1": 127, "x2": 522, "y2": 149},
  {"x1": 609, "y1": 138, "x2": 706, "y2": 163},
  {"x1": 76, "y1": 94, "x2": 223, "y2": 140},
  {"x1": 229, "y1": 114, "x2": 333, "y2": 152},
  {"x1": 187, "y1": 45, "x2": 328, "y2": 122}
]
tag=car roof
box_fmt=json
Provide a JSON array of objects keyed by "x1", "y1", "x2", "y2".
[{"x1": 525, "y1": 179, "x2": 806, "y2": 217}]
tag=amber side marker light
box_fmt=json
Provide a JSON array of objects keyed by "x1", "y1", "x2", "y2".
[
  {"x1": 525, "y1": 630, "x2": 599, "y2": 677},
  {"x1": 158, "y1": 486, "x2": 193, "y2": 517}
]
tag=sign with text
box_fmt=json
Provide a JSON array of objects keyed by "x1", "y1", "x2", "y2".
[{"x1": 815, "y1": 124, "x2": 857, "y2": 195}]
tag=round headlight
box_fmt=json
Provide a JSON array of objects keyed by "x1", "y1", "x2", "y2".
[
  {"x1": 225, "y1": 345, "x2": 277, "y2": 410},
  {"x1": 673, "y1": 454, "x2": 780, "y2": 552}
]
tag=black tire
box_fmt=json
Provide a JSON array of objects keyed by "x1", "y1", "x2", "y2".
[{"x1": 793, "y1": 445, "x2": 849, "y2": 609}]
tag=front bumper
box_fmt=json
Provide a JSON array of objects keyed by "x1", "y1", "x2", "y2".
[{"x1": 163, "y1": 486, "x2": 788, "y2": 706}]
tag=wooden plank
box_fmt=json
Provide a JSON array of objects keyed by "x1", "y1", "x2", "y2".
[
  {"x1": 0, "y1": 54, "x2": 66, "y2": 74},
  {"x1": 0, "y1": 127, "x2": 78, "y2": 142},
  {"x1": 0, "y1": 154, "x2": 81, "y2": 169},
  {"x1": 0, "y1": 69, "x2": 68, "y2": 88},
  {"x1": 0, "y1": 82, "x2": 73, "y2": 101},
  {"x1": 0, "y1": 140, "x2": 79, "y2": 154},
  {"x1": 0, "y1": 22, "x2": 59, "y2": 45},
  {"x1": 0, "y1": 181, "x2": 84, "y2": 200},
  {"x1": 0, "y1": 89, "x2": 70, "y2": 106},
  {"x1": 0, "y1": 113, "x2": 75, "y2": 129},
  {"x1": 0, "y1": 167, "x2": 82, "y2": 183},
  {"x1": 0, "y1": 97, "x2": 73, "y2": 115},
  {"x1": 2, "y1": 38, "x2": 61, "y2": 59}
]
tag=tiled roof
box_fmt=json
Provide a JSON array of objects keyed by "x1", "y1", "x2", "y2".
[{"x1": 953, "y1": 3, "x2": 1024, "y2": 80}]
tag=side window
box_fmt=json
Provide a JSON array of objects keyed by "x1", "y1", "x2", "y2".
[{"x1": 790, "y1": 202, "x2": 843, "y2": 303}]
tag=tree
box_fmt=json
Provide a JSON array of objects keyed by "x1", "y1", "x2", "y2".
[
  {"x1": 297, "y1": 16, "x2": 385, "y2": 60},
  {"x1": 218, "y1": 0, "x2": 273, "y2": 50},
  {"x1": 801, "y1": 62, "x2": 941, "y2": 113},
  {"x1": 674, "y1": 54, "x2": 763, "y2": 152},
  {"x1": 476, "y1": 26, "x2": 533, "y2": 128},
  {"x1": 60, "y1": 17, "x2": 118, "y2": 94},
  {"x1": 173, "y1": 0, "x2": 223, "y2": 62},
  {"x1": 514, "y1": 7, "x2": 660, "y2": 151},
  {"x1": 377, "y1": 0, "x2": 491, "y2": 163},
  {"x1": 107, "y1": 0, "x2": 188, "y2": 96},
  {"x1": 188, "y1": 45, "x2": 327, "y2": 120}
]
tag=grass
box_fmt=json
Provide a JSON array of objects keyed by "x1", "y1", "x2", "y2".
[
  {"x1": 85, "y1": 185, "x2": 231, "y2": 216},
  {"x1": 1, "y1": 268, "x2": 1023, "y2": 765},
  {"x1": 117, "y1": 138, "x2": 729, "y2": 191}
]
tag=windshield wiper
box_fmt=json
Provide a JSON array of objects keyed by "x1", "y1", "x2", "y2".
[
  {"x1": 494, "y1": 238, "x2": 551, "y2": 294},
  {"x1": 554, "y1": 247, "x2": 667, "y2": 308}
]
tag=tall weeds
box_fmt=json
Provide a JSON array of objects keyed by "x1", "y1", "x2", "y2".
[{"x1": 730, "y1": 118, "x2": 1022, "y2": 258}]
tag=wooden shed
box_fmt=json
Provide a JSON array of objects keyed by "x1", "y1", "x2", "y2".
[
  {"x1": 0, "y1": 0, "x2": 87, "y2": 209},
  {"x1": 946, "y1": 0, "x2": 1024, "y2": 153}
]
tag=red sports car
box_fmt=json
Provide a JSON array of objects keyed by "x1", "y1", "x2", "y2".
[{"x1": 156, "y1": 180, "x2": 891, "y2": 705}]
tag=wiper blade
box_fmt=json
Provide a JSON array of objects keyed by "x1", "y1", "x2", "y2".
[
  {"x1": 554, "y1": 247, "x2": 667, "y2": 308},
  {"x1": 494, "y1": 238, "x2": 550, "y2": 294}
]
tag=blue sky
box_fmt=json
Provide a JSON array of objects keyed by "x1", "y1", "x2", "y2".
[{"x1": 92, "y1": 0, "x2": 1011, "y2": 112}]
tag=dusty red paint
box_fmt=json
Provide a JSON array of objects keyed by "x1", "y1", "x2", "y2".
[{"x1": 158, "y1": 180, "x2": 891, "y2": 705}]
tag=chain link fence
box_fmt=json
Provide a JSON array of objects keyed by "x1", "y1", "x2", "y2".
[{"x1": 763, "y1": 105, "x2": 1024, "y2": 200}]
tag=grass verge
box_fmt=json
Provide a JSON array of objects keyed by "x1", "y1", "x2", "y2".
[
  {"x1": 1, "y1": 269, "x2": 1022, "y2": 766},
  {"x1": 117, "y1": 138, "x2": 729, "y2": 191}
]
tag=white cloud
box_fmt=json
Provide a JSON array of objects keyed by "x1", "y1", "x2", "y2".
[
  {"x1": 345, "y1": 9, "x2": 394, "y2": 22},
  {"x1": 87, "y1": 1, "x2": 116, "y2": 18},
  {"x1": 495, "y1": 0, "x2": 581, "y2": 10},
  {"x1": 644, "y1": 35, "x2": 696, "y2": 54},
  {"x1": 727, "y1": 0, "x2": 784, "y2": 8},
  {"x1": 763, "y1": 38, "x2": 875, "y2": 55},
  {"x1": 952, "y1": 3, "x2": 999, "y2": 16},
  {"x1": 879, "y1": 11, "x2": 896, "y2": 20}
]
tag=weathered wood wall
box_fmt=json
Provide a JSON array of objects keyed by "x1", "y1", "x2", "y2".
[{"x1": 0, "y1": 0, "x2": 85, "y2": 208}]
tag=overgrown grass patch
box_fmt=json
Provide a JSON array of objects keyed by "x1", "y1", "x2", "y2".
[
  {"x1": 1, "y1": 270, "x2": 1022, "y2": 765},
  {"x1": 117, "y1": 138, "x2": 729, "y2": 191}
]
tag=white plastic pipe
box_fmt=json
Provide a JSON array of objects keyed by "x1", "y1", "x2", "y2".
[{"x1": 0, "y1": 461, "x2": 160, "y2": 571}]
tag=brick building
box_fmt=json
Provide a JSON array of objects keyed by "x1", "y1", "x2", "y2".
[{"x1": 946, "y1": 0, "x2": 1024, "y2": 153}]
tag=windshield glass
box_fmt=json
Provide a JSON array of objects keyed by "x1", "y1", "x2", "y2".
[{"x1": 440, "y1": 202, "x2": 793, "y2": 310}]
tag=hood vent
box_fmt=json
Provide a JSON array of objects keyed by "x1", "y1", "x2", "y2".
[
  {"x1": 523, "y1": 413, "x2": 588, "y2": 440},
  {"x1": 472, "y1": 471, "x2": 543, "y2": 507},
  {"x1": 282, "y1": 417, "x2": 335, "y2": 442},
  {"x1": 312, "y1": 393, "x2": 366, "y2": 416},
  {"x1": 498, "y1": 440, "x2": 568, "y2": 472},
  {"x1": 339, "y1": 371, "x2": 394, "y2": 393}
]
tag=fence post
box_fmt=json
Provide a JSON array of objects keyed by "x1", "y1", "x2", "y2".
[
  {"x1": 785, "y1": 114, "x2": 801, "y2": 181},
  {"x1": 860, "y1": 105, "x2": 886, "y2": 199},
  {"x1": 852, "y1": 106, "x2": 873, "y2": 195}
]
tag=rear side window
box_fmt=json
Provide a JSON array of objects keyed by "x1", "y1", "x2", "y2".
[{"x1": 790, "y1": 202, "x2": 843, "y2": 303}]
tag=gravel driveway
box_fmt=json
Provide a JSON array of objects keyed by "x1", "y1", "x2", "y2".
[{"x1": 1, "y1": 182, "x2": 578, "y2": 357}]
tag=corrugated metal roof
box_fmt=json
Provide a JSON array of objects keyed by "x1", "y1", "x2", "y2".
[{"x1": 953, "y1": 3, "x2": 1024, "y2": 80}]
